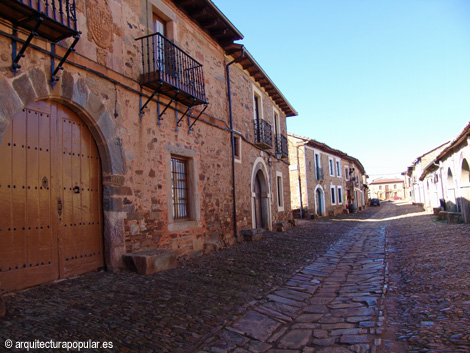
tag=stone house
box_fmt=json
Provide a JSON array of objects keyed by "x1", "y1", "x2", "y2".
[
  {"x1": 368, "y1": 178, "x2": 405, "y2": 201},
  {"x1": 402, "y1": 141, "x2": 449, "y2": 208},
  {"x1": 288, "y1": 134, "x2": 367, "y2": 218},
  {"x1": 0, "y1": 0, "x2": 297, "y2": 293},
  {"x1": 419, "y1": 121, "x2": 470, "y2": 222}
]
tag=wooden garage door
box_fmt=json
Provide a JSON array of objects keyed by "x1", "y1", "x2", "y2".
[{"x1": 0, "y1": 101, "x2": 103, "y2": 293}]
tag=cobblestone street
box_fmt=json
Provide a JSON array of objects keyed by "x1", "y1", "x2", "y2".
[
  {"x1": 380, "y1": 202, "x2": 470, "y2": 353},
  {"x1": 1, "y1": 202, "x2": 469, "y2": 352}
]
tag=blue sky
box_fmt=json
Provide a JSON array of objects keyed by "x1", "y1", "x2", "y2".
[{"x1": 214, "y1": 0, "x2": 470, "y2": 180}]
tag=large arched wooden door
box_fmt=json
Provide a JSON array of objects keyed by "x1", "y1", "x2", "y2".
[{"x1": 0, "y1": 101, "x2": 103, "y2": 293}]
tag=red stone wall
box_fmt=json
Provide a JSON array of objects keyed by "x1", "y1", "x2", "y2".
[{"x1": 0, "y1": 0, "x2": 293, "y2": 266}]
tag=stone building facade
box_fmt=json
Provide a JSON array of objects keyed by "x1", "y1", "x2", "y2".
[
  {"x1": 417, "y1": 121, "x2": 470, "y2": 222},
  {"x1": 288, "y1": 134, "x2": 367, "y2": 218},
  {"x1": 0, "y1": 0, "x2": 296, "y2": 292},
  {"x1": 368, "y1": 178, "x2": 405, "y2": 201},
  {"x1": 403, "y1": 142, "x2": 449, "y2": 206}
]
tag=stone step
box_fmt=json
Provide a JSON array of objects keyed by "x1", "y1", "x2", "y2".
[{"x1": 123, "y1": 249, "x2": 177, "y2": 275}]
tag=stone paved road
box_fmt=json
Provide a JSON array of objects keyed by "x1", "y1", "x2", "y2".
[
  {"x1": 195, "y1": 204, "x2": 394, "y2": 353},
  {"x1": 0, "y1": 207, "x2": 371, "y2": 353},
  {"x1": 1, "y1": 202, "x2": 469, "y2": 353},
  {"x1": 380, "y1": 201, "x2": 470, "y2": 353}
]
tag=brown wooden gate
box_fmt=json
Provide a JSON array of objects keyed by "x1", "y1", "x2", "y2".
[{"x1": 0, "y1": 101, "x2": 103, "y2": 293}]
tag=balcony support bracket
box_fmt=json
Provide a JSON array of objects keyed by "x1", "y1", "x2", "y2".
[
  {"x1": 159, "y1": 94, "x2": 177, "y2": 121},
  {"x1": 176, "y1": 98, "x2": 196, "y2": 127},
  {"x1": 50, "y1": 33, "x2": 80, "y2": 88},
  {"x1": 11, "y1": 17, "x2": 44, "y2": 74},
  {"x1": 189, "y1": 103, "x2": 208, "y2": 132},
  {"x1": 156, "y1": 94, "x2": 162, "y2": 125},
  {"x1": 139, "y1": 83, "x2": 164, "y2": 119}
]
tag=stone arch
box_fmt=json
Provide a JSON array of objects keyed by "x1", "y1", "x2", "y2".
[
  {"x1": 250, "y1": 158, "x2": 272, "y2": 230},
  {"x1": 0, "y1": 70, "x2": 125, "y2": 176},
  {"x1": 314, "y1": 185, "x2": 325, "y2": 216},
  {"x1": 461, "y1": 159, "x2": 470, "y2": 184},
  {"x1": 447, "y1": 168, "x2": 454, "y2": 188},
  {"x1": 0, "y1": 69, "x2": 126, "y2": 269}
]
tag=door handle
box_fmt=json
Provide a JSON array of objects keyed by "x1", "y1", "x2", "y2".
[{"x1": 58, "y1": 198, "x2": 62, "y2": 216}]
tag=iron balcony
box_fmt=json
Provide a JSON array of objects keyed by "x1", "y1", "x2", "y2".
[
  {"x1": 275, "y1": 134, "x2": 288, "y2": 158},
  {"x1": 0, "y1": 0, "x2": 79, "y2": 42},
  {"x1": 254, "y1": 119, "x2": 273, "y2": 149},
  {"x1": 137, "y1": 32, "x2": 207, "y2": 107}
]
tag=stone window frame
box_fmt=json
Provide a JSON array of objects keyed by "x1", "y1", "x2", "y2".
[
  {"x1": 234, "y1": 133, "x2": 242, "y2": 164},
  {"x1": 171, "y1": 156, "x2": 190, "y2": 221},
  {"x1": 328, "y1": 157, "x2": 334, "y2": 177},
  {"x1": 147, "y1": 2, "x2": 177, "y2": 42},
  {"x1": 165, "y1": 145, "x2": 201, "y2": 231},
  {"x1": 335, "y1": 158, "x2": 342, "y2": 178},
  {"x1": 253, "y1": 85, "x2": 264, "y2": 122},
  {"x1": 276, "y1": 171, "x2": 284, "y2": 212},
  {"x1": 314, "y1": 152, "x2": 322, "y2": 180},
  {"x1": 273, "y1": 107, "x2": 281, "y2": 139},
  {"x1": 337, "y1": 185, "x2": 343, "y2": 205}
]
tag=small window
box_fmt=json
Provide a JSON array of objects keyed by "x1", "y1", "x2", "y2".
[
  {"x1": 337, "y1": 187, "x2": 343, "y2": 204},
  {"x1": 344, "y1": 167, "x2": 349, "y2": 180},
  {"x1": 234, "y1": 135, "x2": 241, "y2": 162},
  {"x1": 331, "y1": 186, "x2": 336, "y2": 204},
  {"x1": 171, "y1": 156, "x2": 189, "y2": 220},
  {"x1": 274, "y1": 111, "x2": 280, "y2": 137},
  {"x1": 336, "y1": 160, "x2": 341, "y2": 177},
  {"x1": 329, "y1": 158, "x2": 334, "y2": 176},
  {"x1": 153, "y1": 13, "x2": 166, "y2": 35},
  {"x1": 315, "y1": 153, "x2": 322, "y2": 180},
  {"x1": 254, "y1": 94, "x2": 261, "y2": 121},
  {"x1": 277, "y1": 174, "x2": 284, "y2": 210}
]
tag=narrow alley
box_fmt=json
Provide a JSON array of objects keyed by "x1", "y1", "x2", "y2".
[{"x1": 1, "y1": 202, "x2": 469, "y2": 353}]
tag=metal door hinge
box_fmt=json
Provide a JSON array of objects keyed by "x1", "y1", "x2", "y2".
[{"x1": 58, "y1": 198, "x2": 62, "y2": 216}]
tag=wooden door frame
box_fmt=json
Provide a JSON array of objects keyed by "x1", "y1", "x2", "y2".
[
  {"x1": 0, "y1": 72, "x2": 127, "y2": 273},
  {"x1": 250, "y1": 158, "x2": 272, "y2": 230}
]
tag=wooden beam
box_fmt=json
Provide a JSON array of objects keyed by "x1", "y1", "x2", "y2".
[
  {"x1": 175, "y1": 0, "x2": 197, "y2": 6},
  {"x1": 200, "y1": 18, "x2": 219, "y2": 29},
  {"x1": 188, "y1": 7, "x2": 207, "y2": 19},
  {"x1": 210, "y1": 28, "x2": 227, "y2": 37}
]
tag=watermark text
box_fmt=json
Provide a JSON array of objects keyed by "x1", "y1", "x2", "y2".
[{"x1": 4, "y1": 339, "x2": 113, "y2": 351}]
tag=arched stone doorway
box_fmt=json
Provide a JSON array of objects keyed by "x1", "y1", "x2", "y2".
[
  {"x1": 460, "y1": 159, "x2": 470, "y2": 223},
  {"x1": 254, "y1": 171, "x2": 264, "y2": 228},
  {"x1": 251, "y1": 159, "x2": 271, "y2": 230},
  {"x1": 0, "y1": 72, "x2": 128, "y2": 292},
  {"x1": 0, "y1": 100, "x2": 104, "y2": 292},
  {"x1": 461, "y1": 159, "x2": 470, "y2": 183},
  {"x1": 315, "y1": 186, "x2": 325, "y2": 216},
  {"x1": 447, "y1": 168, "x2": 457, "y2": 211}
]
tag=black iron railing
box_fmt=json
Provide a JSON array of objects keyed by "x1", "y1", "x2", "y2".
[
  {"x1": 4, "y1": 0, "x2": 78, "y2": 31},
  {"x1": 137, "y1": 32, "x2": 207, "y2": 105},
  {"x1": 275, "y1": 134, "x2": 288, "y2": 157},
  {"x1": 254, "y1": 119, "x2": 272, "y2": 149}
]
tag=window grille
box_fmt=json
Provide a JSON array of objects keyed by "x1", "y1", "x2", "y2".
[{"x1": 171, "y1": 157, "x2": 189, "y2": 220}]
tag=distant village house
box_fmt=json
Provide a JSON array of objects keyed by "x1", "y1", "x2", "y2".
[{"x1": 288, "y1": 134, "x2": 368, "y2": 218}]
